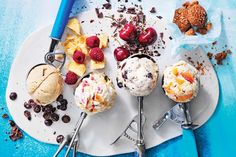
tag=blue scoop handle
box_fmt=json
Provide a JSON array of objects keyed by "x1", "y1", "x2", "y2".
[
  {"x1": 182, "y1": 128, "x2": 198, "y2": 157},
  {"x1": 50, "y1": 0, "x2": 75, "y2": 40}
]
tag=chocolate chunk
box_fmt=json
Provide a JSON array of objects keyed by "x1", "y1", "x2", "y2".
[
  {"x1": 150, "y1": 7, "x2": 156, "y2": 13},
  {"x1": 103, "y1": 3, "x2": 111, "y2": 10},
  {"x1": 9, "y1": 92, "x2": 17, "y2": 100},
  {"x1": 51, "y1": 113, "x2": 59, "y2": 122},
  {"x1": 56, "y1": 135, "x2": 64, "y2": 143},
  {"x1": 44, "y1": 119, "x2": 53, "y2": 126},
  {"x1": 147, "y1": 73, "x2": 153, "y2": 79},
  {"x1": 24, "y1": 102, "x2": 32, "y2": 109},
  {"x1": 127, "y1": 7, "x2": 136, "y2": 14},
  {"x1": 157, "y1": 16, "x2": 163, "y2": 19},
  {"x1": 9, "y1": 120, "x2": 15, "y2": 127},
  {"x1": 95, "y1": 8, "x2": 103, "y2": 18},
  {"x1": 33, "y1": 105, "x2": 41, "y2": 113},
  {"x1": 62, "y1": 115, "x2": 71, "y2": 123},
  {"x1": 24, "y1": 110, "x2": 31, "y2": 121},
  {"x1": 117, "y1": 5, "x2": 126, "y2": 13},
  {"x1": 169, "y1": 36, "x2": 173, "y2": 40},
  {"x1": 2, "y1": 113, "x2": 9, "y2": 119}
]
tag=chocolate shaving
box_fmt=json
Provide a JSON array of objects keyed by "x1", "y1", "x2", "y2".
[
  {"x1": 150, "y1": 7, "x2": 156, "y2": 13},
  {"x1": 127, "y1": 7, "x2": 136, "y2": 14},
  {"x1": 117, "y1": 5, "x2": 126, "y2": 13},
  {"x1": 103, "y1": 3, "x2": 111, "y2": 10},
  {"x1": 95, "y1": 8, "x2": 103, "y2": 18},
  {"x1": 8, "y1": 120, "x2": 23, "y2": 141}
]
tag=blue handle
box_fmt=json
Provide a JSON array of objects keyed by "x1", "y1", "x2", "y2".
[
  {"x1": 182, "y1": 128, "x2": 198, "y2": 157},
  {"x1": 50, "y1": 0, "x2": 75, "y2": 40}
]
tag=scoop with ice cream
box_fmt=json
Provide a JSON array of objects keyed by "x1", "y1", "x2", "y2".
[
  {"x1": 162, "y1": 60, "x2": 199, "y2": 102},
  {"x1": 56, "y1": 72, "x2": 116, "y2": 157},
  {"x1": 117, "y1": 54, "x2": 159, "y2": 96},
  {"x1": 114, "y1": 54, "x2": 159, "y2": 157},
  {"x1": 26, "y1": 64, "x2": 63, "y2": 106},
  {"x1": 154, "y1": 60, "x2": 199, "y2": 157}
]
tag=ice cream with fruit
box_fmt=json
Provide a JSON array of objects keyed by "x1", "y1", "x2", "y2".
[
  {"x1": 162, "y1": 60, "x2": 199, "y2": 103},
  {"x1": 117, "y1": 55, "x2": 159, "y2": 96},
  {"x1": 74, "y1": 73, "x2": 116, "y2": 114},
  {"x1": 26, "y1": 64, "x2": 63, "y2": 105}
]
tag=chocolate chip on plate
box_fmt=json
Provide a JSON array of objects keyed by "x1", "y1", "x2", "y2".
[
  {"x1": 43, "y1": 112, "x2": 51, "y2": 120},
  {"x1": 51, "y1": 113, "x2": 59, "y2": 122},
  {"x1": 44, "y1": 119, "x2": 53, "y2": 126},
  {"x1": 60, "y1": 99, "x2": 68, "y2": 106},
  {"x1": 56, "y1": 135, "x2": 64, "y2": 143},
  {"x1": 56, "y1": 94, "x2": 63, "y2": 102},
  {"x1": 62, "y1": 115, "x2": 71, "y2": 123},
  {"x1": 24, "y1": 110, "x2": 31, "y2": 121},
  {"x1": 24, "y1": 102, "x2": 32, "y2": 109},
  {"x1": 33, "y1": 105, "x2": 41, "y2": 113},
  {"x1": 44, "y1": 104, "x2": 53, "y2": 113},
  {"x1": 59, "y1": 104, "x2": 67, "y2": 111},
  {"x1": 9, "y1": 92, "x2": 17, "y2": 100}
]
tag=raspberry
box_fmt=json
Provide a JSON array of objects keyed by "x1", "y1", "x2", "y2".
[
  {"x1": 65, "y1": 71, "x2": 79, "y2": 85},
  {"x1": 89, "y1": 48, "x2": 104, "y2": 62},
  {"x1": 86, "y1": 36, "x2": 100, "y2": 48},
  {"x1": 73, "y1": 50, "x2": 85, "y2": 64}
]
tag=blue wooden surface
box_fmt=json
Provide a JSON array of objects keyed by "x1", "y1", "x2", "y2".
[{"x1": 0, "y1": 0, "x2": 236, "y2": 156}]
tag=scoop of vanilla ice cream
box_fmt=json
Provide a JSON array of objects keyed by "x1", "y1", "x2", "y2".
[
  {"x1": 26, "y1": 64, "x2": 63, "y2": 106},
  {"x1": 162, "y1": 60, "x2": 199, "y2": 103},
  {"x1": 74, "y1": 73, "x2": 116, "y2": 114},
  {"x1": 117, "y1": 56, "x2": 158, "y2": 96}
]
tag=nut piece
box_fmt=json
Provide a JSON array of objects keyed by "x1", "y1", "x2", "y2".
[
  {"x1": 173, "y1": 8, "x2": 191, "y2": 32},
  {"x1": 206, "y1": 22, "x2": 212, "y2": 31},
  {"x1": 187, "y1": 3, "x2": 207, "y2": 28},
  {"x1": 185, "y1": 28, "x2": 196, "y2": 36},
  {"x1": 196, "y1": 28, "x2": 207, "y2": 35}
]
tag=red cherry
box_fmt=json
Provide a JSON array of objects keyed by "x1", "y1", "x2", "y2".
[
  {"x1": 138, "y1": 27, "x2": 157, "y2": 45},
  {"x1": 89, "y1": 48, "x2": 104, "y2": 62},
  {"x1": 86, "y1": 36, "x2": 100, "y2": 48},
  {"x1": 114, "y1": 47, "x2": 130, "y2": 61},
  {"x1": 73, "y1": 50, "x2": 85, "y2": 64},
  {"x1": 119, "y1": 23, "x2": 137, "y2": 41}
]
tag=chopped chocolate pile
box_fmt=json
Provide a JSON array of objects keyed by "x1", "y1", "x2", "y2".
[{"x1": 8, "y1": 120, "x2": 23, "y2": 141}]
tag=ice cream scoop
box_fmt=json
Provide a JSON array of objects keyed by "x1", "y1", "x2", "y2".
[
  {"x1": 26, "y1": 64, "x2": 63, "y2": 106},
  {"x1": 74, "y1": 72, "x2": 116, "y2": 114},
  {"x1": 162, "y1": 60, "x2": 199, "y2": 103},
  {"x1": 58, "y1": 72, "x2": 116, "y2": 157},
  {"x1": 113, "y1": 53, "x2": 159, "y2": 157},
  {"x1": 153, "y1": 60, "x2": 200, "y2": 157},
  {"x1": 117, "y1": 54, "x2": 159, "y2": 96}
]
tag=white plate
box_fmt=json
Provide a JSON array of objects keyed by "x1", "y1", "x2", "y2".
[{"x1": 6, "y1": 10, "x2": 219, "y2": 156}]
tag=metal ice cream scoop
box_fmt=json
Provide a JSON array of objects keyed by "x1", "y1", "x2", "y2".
[
  {"x1": 54, "y1": 72, "x2": 115, "y2": 157},
  {"x1": 153, "y1": 76, "x2": 199, "y2": 157},
  {"x1": 112, "y1": 53, "x2": 158, "y2": 157}
]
